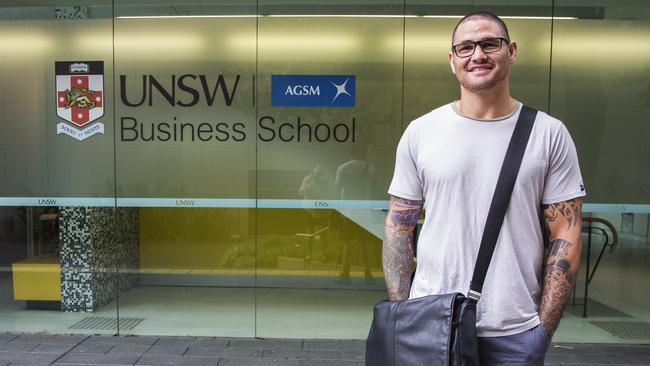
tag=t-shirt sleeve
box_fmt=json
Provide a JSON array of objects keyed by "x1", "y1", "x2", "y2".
[
  {"x1": 542, "y1": 124, "x2": 586, "y2": 204},
  {"x1": 387, "y1": 126, "x2": 423, "y2": 201}
]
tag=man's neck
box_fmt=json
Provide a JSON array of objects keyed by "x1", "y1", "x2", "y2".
[{"x1": 456, "y1": 88, "x2": 516, "y2": 120}]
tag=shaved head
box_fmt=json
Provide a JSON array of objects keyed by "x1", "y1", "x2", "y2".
[{"x1": 451, "y1": 11, "x2": 510, "y2": 44}]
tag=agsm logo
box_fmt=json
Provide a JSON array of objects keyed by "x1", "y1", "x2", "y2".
[{"x1": 272, "y1": 75, "x2": 355, "y2": 107}]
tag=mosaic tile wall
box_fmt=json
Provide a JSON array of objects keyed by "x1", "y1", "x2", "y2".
[
  {"x1": 117, "y1": 208, "x2": 140, "y2": 292},
  {"x1": 59, "y1": 207, "x2": 139, "y2": 312},
  {"x1": 54, "y1": 6, "x2": 88, "y2": 19},
  {"x1": 90, "y1": 207, "x2": 139, "y2": 309},
  {"x1": 89, "y1": 208, "x2": 112, "y2": 310},
  {"x1": 59, "y1": 207, "x2": 93, "y2": 312}
]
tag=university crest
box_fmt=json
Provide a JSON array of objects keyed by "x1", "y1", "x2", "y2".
[{"x1": 55, "y1": 61, "x2": 105, "y2": 141}]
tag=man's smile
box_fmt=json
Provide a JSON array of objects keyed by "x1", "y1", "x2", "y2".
[{"x1": 467, "y1": 64, "x2": 494, "y2": 73}]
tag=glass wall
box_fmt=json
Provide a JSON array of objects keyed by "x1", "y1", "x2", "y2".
[
  {"x1": 112, "y1": 0, "x2": 258, "y2": 337},
  {"x1": 0, "y1": 0, "x2": 647, "y2": 342},
  {"x1": 549, "y1": 1, "x2": 650, "y2": 342},
  {"x1": 0, "y1": 1, "x2": 119, "y2": 334},
  {"x1": 254, "y1": 1, "x2": 403, "y2": 338}
]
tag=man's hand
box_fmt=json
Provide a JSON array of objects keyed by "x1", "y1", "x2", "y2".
[
  {"x1": 383, "y1": 195, "x2": 422, "y2": 301},
  {"x1": 539, "y1": 198, "x2": 583, "y2": 341}
]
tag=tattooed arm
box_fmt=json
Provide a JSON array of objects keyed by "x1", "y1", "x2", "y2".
[
  {"x1": 539, "y1": 198, "x2": 583, "y2": 340},
  {"x1": 383, "y1": 195, "x2": 422, "y2": 301}
]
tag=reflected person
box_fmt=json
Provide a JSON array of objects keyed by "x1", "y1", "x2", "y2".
[
  {"x1": 336, "y1": 145, "x2": 377, "y2": 282},
  {"x1": 298, "y1": 164, "x2": 334, "y2": 262}
]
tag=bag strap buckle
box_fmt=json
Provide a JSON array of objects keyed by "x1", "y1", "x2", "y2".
[{"x1": 467, "y1": 289, "x2": 481, "y2": 301}]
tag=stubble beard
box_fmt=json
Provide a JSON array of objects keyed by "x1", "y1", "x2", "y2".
[{"x1": 458, "y1": 62, "x2": 509, "y2": 94}]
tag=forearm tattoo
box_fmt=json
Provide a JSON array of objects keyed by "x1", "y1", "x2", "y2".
[
  {"x1": 546, "y1": 239, "x2": 576, "y2": 285},
  {"x1": 543, "y1": 200, "x2": 580, "y2": 230},
  {"x1": 539, "y1": 238, "x2": 577, "y2": 339},
  {"x1": 383, "y1": 196, "x2": 421, "y2": 301}
]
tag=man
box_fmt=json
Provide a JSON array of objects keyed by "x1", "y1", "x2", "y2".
[{"x1": 384, "y1": 11, "x2": 585, "y2": 365}]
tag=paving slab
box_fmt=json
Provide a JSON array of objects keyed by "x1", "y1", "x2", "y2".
[
  {"x1": 54, "y1": 353, "x2": 140, "y2": 365},
  {"x1": 70, "y1": 342, "x2": 115, "y2": 354},
  {"x1": 226, "y1": 347, "x2": 266, "y2": 358},
  {"x1": 182, "y1": 347, "x2": 223, "y2": 358},
  {"x1": 262, "y1": 349, "x2": 341, "y2": 360},
  {"x1": 340, "y1": 350, "x2": 365, "y2": 360},
  {"x1": 29, "y1": 343, "x2": 77, "y2": 353},
  {"x1": 185, "y1": 346, "x2": 262, "y2": 358},
  {"x1": 86, "y1": 336, "x2": 158, "y2": 346},
  {"x1": 217, "y1": 358, "x2": 301, "y2": 366},
  {"x1": 153, "y1": 337, "x2": 229, "y2": 348},
  {"x1": 191, "y1": 338, "x2": 231, "y2": 349},
  {"x1": 228, "y1": 338, "x2": 302, "y2": 350},
  {"x1": 9, "y1": 334, "x2": 87, "y2": 344},
  {"x1": 106, "y1": 344, "x2": 150, "y2": 355},
  {"x1": 302, "y1": 340, "x2": 364, "y2": 351},
  {"x1": 144, "y1": 345, "x2": 188, "y2": 356},
  {"x1": 54, "y1": 363, "x2": 135, "y2": 366},
  {"x1": 0, "y1": 334, "x2": 18, "y2": 343},
  {"x1": 301, "y1": 361, "x2": 364, "y2": 366},
  {"x1": 0, "y1": 351, "x2": 62, "y2": 363},
  {"x1": 6, "y1": 362, "x2": 53, "y2": 366},
  {"x1": 546, "y1": 343, "x2": 650, "y2": 365},
  {"x1": 136, "y1": 355, "x2": 219, "y2": 366},
  {"x1": 0, "y1": 342, "x2": 38, "y2": 352}
]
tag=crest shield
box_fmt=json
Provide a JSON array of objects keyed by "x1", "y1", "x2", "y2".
[{"x1": 55, "y1": 61, "x2": 105, "y2": 141}]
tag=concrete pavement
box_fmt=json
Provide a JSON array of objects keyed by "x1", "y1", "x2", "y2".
[{"x1": 0, "y1": 333, "x2": 648, "y2": 365}]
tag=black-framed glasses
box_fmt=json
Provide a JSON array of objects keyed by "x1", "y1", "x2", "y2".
[{"x1": 452, "y1": 37, "x2": 509, "y2": 58}]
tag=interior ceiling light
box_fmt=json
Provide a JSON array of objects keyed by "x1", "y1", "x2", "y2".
[
  {"x1": 501, "y1": 16, "x2": 577, "y2": 20},
  {"x1": 423, "y1": 15, "x2": 577, "y2": 20},
  {"x1": 266, "y1": 14, "x2": 418, "y2": 18},
  {"x1": 116, "y1": 15, "x2": 259, "y2": 18},
  {"x1": 116, "y1": 15, "x2": 577, "y2": 20}
]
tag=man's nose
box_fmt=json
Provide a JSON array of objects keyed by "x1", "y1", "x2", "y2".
[{"x1": 471, "y1": 45, "x2": 489, "y2": 61}]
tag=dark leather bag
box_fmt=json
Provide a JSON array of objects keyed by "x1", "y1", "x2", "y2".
[
  {"x1": 366, "y1": 106, "x2": 538, "y2": 366},
  {"x1": 366, "y1": 293, "x2": 477, "y2": 365}
]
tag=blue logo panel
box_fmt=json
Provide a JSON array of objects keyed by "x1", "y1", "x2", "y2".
[{"x1": 272, "y1": 75, "x2": 355, "y2": 107}]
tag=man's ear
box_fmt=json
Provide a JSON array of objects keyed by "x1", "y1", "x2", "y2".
[
  {"x1": 448, "y1": 51, "x2": 456, "y2": 74},
  {"x1": 508, "y1": 41, "x2": 518, "y2": 65}
]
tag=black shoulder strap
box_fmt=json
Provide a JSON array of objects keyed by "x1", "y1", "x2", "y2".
[{"x1": 468, "y1": 105, "x2": 538, "y2": 300}]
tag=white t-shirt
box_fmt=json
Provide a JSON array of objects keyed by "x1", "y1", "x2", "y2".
[{"x1": 388, "y1": 102, "x2": 586, "y2": 337}]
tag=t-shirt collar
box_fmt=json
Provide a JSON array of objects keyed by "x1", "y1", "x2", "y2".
[{"x1": 450, "y1": 100, "x2": 522, "y2": 122}]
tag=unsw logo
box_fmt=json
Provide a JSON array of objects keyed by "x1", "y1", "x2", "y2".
[
  {"x1": 55, "y1": 61, "x2": 105, "y2": 141},
  {"x1": 271, "y1": 75, "x2": 355, "y2": 107}
]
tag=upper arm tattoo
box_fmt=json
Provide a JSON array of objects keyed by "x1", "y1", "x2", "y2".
[
  {"x1": 390, "y1": 197, "x2": 422, "y2": 226},
  {"x1": 543, "y1": 199, "x2": 581, "y2": 230}
]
